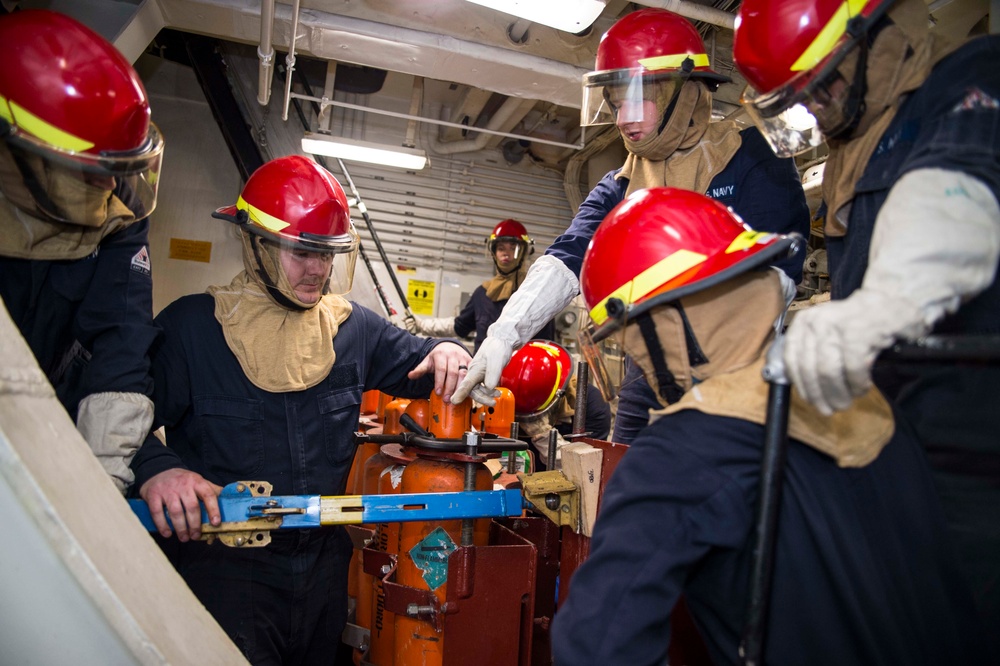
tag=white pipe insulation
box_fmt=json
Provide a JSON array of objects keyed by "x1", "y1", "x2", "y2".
[{"x1": 257, "y1": 0, "x2": 275, "y2": 106}]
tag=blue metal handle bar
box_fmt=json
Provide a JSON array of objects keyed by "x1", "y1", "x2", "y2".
[{"x1": 129, "y1": 482, "x2": 524, "y2": 532}]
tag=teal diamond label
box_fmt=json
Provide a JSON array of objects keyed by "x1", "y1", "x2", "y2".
[{"x1": 409, "y1": 526, "x2": 457, "y2": 591}]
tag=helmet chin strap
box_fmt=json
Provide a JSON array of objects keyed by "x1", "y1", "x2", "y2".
[
  {"x1": 657, "y1": 58, "x2": 696, "y2": 134},
  {"x1": 636, "y1": 303, "x2": 710, "y2": 405},
  {"x1": 825, "y1": 20, "x2": 877, "y2": 141}
]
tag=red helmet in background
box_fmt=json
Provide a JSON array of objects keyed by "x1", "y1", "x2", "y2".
[
  {"x1": 485, "y1": 218, "x2": 533, "y2": 273},
  {"x1": 0, "y1": 10, "x2": 164, "y2": 222},
  {"x1": 582, "y1": 8, "x2": 730, "y2": 127},
  {"x1": 500, "y1": 340, "x2": 574, "y2": 419},
  {"x1": 733, "y1": 0, "x2": 893, "y2": 156},
  {"x1": 214, "y1": 155, "x2": 360, "y2": 304}
]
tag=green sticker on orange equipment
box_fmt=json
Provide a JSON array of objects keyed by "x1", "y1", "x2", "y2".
[{"x1": 409, "y1": 526, "x2": 457, "y2": 591}]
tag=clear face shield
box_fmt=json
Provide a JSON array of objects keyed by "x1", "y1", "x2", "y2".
[
  {"x1": 243, "y1": 226, "x2": 359, "y2": 309},
  {"x1": 741, "y1": 40, "x2": 866, "y2": 158},
  {"x1": 489, "y1": 238, "x2": 528, "y2": 272},
  {"x1": 577, "y1": 299, "x2": 630, "y2": 402},
  {"x1": 0, "y1": 118, "x2": 163, "y2": 224},
  {"x1": 581, "y1": 68, "x2": 681, "y2": 128}
]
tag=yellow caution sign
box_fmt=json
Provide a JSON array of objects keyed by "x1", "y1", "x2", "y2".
[
  {"x1": 169, "y1": 238, "x2": 213, "y2": 263},
  {"x1": 408, "y1": 279, "x2": 436, "y2": 316}
]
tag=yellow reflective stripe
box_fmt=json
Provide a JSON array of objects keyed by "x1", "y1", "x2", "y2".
[
  {"x1": 0, "y1": 96, "x2": 12, "y2": 124},
  {"x1": 1, "y1": 96, "x2": 94, "y2": 152},
  {"x1": 791, "y1": 0, "x2": 870, "y2": 72},
  {"x1": 237, "y1": 195, "x2": 290, "y2": 232},
  {"x1": 533, "y1": 342, "x2": 565, "y2": 410},
  {"x1": 725, "y1": 230, "x2": 775, "y2": 254},
  {"x1": 319, "y1": 495, "x2": 364, "y2": 525},
  {"x1": 638, "y1": 53, "x2": 710, "y2": 71},
  {"x1": 588, "y1": 249, "x2": 707, "y2": 325}
]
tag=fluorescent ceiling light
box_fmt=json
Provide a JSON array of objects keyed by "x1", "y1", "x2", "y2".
[
  {"x1": 301, "y1": 134, "x2": 428, "y2": 170},
  {"x1": 464, "y1": 0, "x2": 606, "y2": 33}
]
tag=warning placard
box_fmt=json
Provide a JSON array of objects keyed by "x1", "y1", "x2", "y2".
[
  {"x1": 407, "y1": 279, "x2": 436, "y2": 316},
  {"x1": 169, "y1": 238, "x2": 212, "y2": 263}
]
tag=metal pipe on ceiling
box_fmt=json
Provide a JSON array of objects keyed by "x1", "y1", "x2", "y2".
[
  {"x1": 257, "y1": 0, "x2": 275, "y2": 105},
  {"x1": 430, "y1": 96, "x2": 536, "y2": 155},
  {"x1": 632, "y1": 0, "x2": 737, "y2": 29},
  {"x1": 290, "y1": 91, "x2": 585, "y2": 151}
]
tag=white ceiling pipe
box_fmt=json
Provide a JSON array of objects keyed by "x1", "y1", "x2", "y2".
[
  {"x1": 257, "y1": 0, "x2": 275, "y2": 105},
  {"x1": 429, "y1": 96, "x2": 538, "y2": 155},
  {"x1": 631, "y1": 0, "x2": 736, "y2": 30},
  {"x1": 157, "y1": 0, "x2": 591, "y2": 108}
]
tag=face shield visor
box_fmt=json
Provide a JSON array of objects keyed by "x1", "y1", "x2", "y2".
[
  {"x1": 488, "y1": 238, "x2": 529, "y2": 272},
  {"x1": 242, "y1": 230, "x2": 359, "y2": 309},
  {"x1": 578, "y1": 295, "x2": 631, "y2": 402},
  {"x1": 0, "y1": 117, "x2": 163, "y2": 223},
  {"x1": 581, "y1": 68, "x2": 682, "y2": 128},
  {"x1": 741, "y1": 30, "x2": 870, "y2": 158}
]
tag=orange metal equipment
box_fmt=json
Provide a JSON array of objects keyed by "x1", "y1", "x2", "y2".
[
  {"x1": 376, "y1": 391, "x2": 394, "y2": 423},
  {"x1": 427, "y1": 392, "x2": 470, "y2": 439},
  {"x1": 361, "y1": 389, "x2": 381, "y2": 416},
  {"x1": 393, "y1": 396, "x2": 494, "y2": 665},
  {"x1": 366, "y1": 398, "x2": 426, "y2": 665},
  {"x1": 368, "y1": 443, "x2": 418, "y2": 666},
  {"x1": 471, "y1": 386, "x2": 516, "y2": 436},
  {"x1": 354, "y1": 398, "x2": 412, "y2": 665},
  {"x1": 403, "y1": 399, "x2": 431, "y2": 434},
  {"x1": 382, "y1": 398, "x2": 413, "y2": 436}
]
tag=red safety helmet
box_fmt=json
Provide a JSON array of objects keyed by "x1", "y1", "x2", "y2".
[
  {"x1": 581, "y1": 187, "x2": 801, "y2": 330},
  {"x1": 214, "y1": 155, "x2": 360, "y2": 301},
  {"x1": 485, "y1": 219, "x2": 533, "y2": 273},
  {"x1": 578, "y1": 187, "x2": 801, "y2": 399},
  {"x1": 0, "y1": 10, "x2": 164, "y2": 221},
  {"x1": 581, "y1": 8, "x2": 730, "y2": 127},
  {"x1": 500, "y1": 340, "x2": 574, "y2": 418},
  {"x1": 734, "y1": 0, "x2": 893, "y2": 156}
]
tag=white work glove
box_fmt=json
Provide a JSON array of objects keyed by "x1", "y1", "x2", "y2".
[
  {"x1": 785, "y1": 169, "x2": 1000, "y2": 415},
  {"x1": 76, "y1": 391, "x2": 155, "y2": 494},
  {"x1": 408, "y1": 315, "x2": 457, "y2": 337},
  {"x1": 452, "y1": 255, "x2": 580, "y2": 405}
]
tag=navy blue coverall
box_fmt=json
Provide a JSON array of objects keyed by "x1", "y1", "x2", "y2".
[
  {"x1": 826, "y1": 35, "x2": 1000, "y2": 653},
  {"x1": 453, "y1": 283, "x2": 555, "y2": 353},
  {"x1": 131, "y1": 296, "x2": 452, "y2": 665},
  {"x1": 0, "y1": 217, "x2": 159, "y2": 422},
  {"x1": 550, "y1": 409, "x2": 986, "y2": 665}
]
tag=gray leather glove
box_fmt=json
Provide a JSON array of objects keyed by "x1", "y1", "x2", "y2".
[
  {"x1": 785, "y1": 169, "x2": 1000, "y2": 414},
  {"x1": 452, "y1": 255, "x2": 579, "y2": 405}
]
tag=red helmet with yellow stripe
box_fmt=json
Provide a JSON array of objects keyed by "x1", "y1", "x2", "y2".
[
  {"x1": 733, "y1": 0, "x2": 894, "y2": 156},
  {"x1": 485, "y1": 218, "x2": 533, "y2": 274},
  {"x1": 0, "y1": 10, "x2": 163, "y2": 221},
  {"x1": 580, "y1": 187, "x2": 801, "y2": 338},
  {"x1": 581, "y1": 8, "x2": 730, "y2": 127},
  {"x1": 213, "y1": 156, "x2": 360, "y2": 307},
  {"x1": 500, "y1": 340, "x2": 573, "y2": 419}
]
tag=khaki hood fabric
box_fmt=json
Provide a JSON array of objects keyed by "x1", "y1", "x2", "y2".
[
  {"x1": 625, "y1": 271, "x2": 894, "y2": 466},
  {"x1": 208, "y1": 271, "x2": 353, "y2": 392},
  {"x1": 618, "y1": 81, "x2": 743, "y2": 198},
  {"x1": 0, "y1": 152, "x2": 136, "y2": 259},
  {"x1": 654, "y1": 357, "x2": 894, "y2": 468},
  {"x1": 483, "y1": 261, "x2": 528, "y2": 301},
  {"x1": 822, "y1": 0, "x2": 960, "y2": 234}
]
